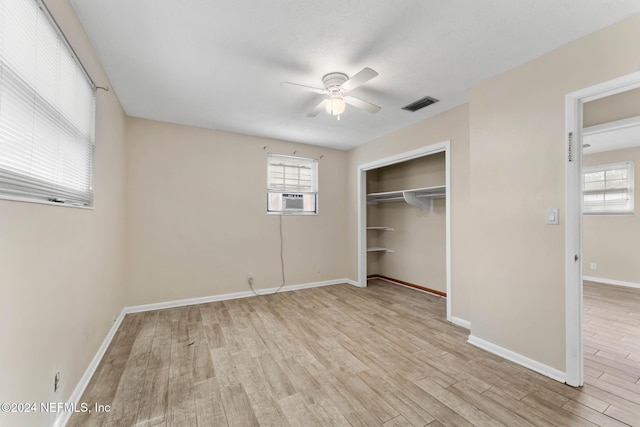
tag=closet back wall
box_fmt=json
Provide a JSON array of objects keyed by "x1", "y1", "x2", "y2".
[
  {"x1": 369, "y1": 154, "x2": 447, "y2": 293},
  {"x1": 125, "y1": 117, "x2": 349, "y2": 305}
]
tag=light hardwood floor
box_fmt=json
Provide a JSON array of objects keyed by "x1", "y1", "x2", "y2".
[
  {"x1": 584, "y1": 280, "x2": 640, "y2": 426},
  {"x1": 69, "y1": 280, "x2": 640, "y2": 426}
]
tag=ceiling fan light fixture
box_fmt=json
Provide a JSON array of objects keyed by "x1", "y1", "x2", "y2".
[
  {"x1": 325, "y1": 96, "x2": 345, "y2": 116},
  {"x1": 285, "y1": 67, "x2": 380, "y2": 118}
]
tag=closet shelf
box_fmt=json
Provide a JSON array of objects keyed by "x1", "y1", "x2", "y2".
[
  {"x1": 366, "y1": 247, "x2": 394, "y2": 253},
  {"x1": 366, "y1": 226, "x2": 394, "y2": 231},
  {"x1": 366, "y1": 185, "x2": 446, "y2": 212}
]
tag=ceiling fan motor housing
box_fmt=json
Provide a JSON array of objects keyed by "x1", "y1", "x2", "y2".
[{"x1": 322, "y1": 72, "x2": 349, "y2": 94}]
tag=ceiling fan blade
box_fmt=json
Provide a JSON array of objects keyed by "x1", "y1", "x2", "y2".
[
  {"x1": 341, "y1": 67, "x2": 378, "y2": 92},
  {"x1": 306, "y1": 99, "x2": 327, "y2": 117},
  {"x1": 344, "y1": 96, "x2": 381, "y2": 114},
  {"x1": 281, "y1": 82, "x2": 327, "y2": 95}
]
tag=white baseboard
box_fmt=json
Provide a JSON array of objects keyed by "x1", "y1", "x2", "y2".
[
  {"x1": 345, "y1": 279, "x2": 366, "y2": 288},
  {"x1": 55, "y1": 278, "x2": 351, "y2": 425},
  {"x1": 124, "y1": 278, "x2": 350, "y2": 314},
  {"x1": 467, "y1": 335, "x2": 566, "y2": 383},
  {"x1": 583, "y1": 276, "x2": 640, "y2": 289},
  {"x1": 53, "y1": 310, "x2": 126, "y2": 427},
  {"x1": 451, "y1": 316, "x2": 471, "y2": 329}
]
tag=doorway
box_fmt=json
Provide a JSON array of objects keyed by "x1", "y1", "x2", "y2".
[{"x1": 565, "y1": 71, "x2": 640, "y2": 387}]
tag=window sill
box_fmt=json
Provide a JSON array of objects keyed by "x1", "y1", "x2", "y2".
[
  {"x1": 267, "y1": 211, "x2": 317, "y2": 216},
  {"x1": 0, "y1": 194, "x2": 94, "y2": 210},
  {"x1": 583, "y1": 212, "x2": 634, "y2": 216}
]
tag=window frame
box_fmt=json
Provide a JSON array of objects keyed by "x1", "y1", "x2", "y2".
[
  {"x1": 0, "y1": 0, "x2": 97, "y2": 209},
  {"x1": 583, "y1": 161, "x2": 634, "y2": 216},
  {"x1": 266, "y1": 153, "x2": 318, "y2": 215}
]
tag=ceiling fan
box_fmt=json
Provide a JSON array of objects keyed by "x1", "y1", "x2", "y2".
[{"x1": 282, "y1": 67, "x2": 382, "y2": 118}]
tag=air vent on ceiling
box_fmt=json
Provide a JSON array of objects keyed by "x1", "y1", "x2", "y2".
[{"x1": 402, "y1": 96, "x2": 439, "y2": 112}]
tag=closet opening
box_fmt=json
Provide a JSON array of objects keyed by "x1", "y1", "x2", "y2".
[{"x1": 357, "y1": 141, "x2": 452, "y2": 321}]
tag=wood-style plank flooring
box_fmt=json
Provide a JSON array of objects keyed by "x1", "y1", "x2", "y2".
[
  {"x1": 69, "y1": 280, "x2": 640, "y2": 426},
  {"x1": 584, "y1": 280, "x2": 640, "y2": 426}
]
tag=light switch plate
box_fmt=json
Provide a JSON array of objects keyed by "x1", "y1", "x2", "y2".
[{"x1": 546, "y1": 208, "x2": 559, "y2": 225}]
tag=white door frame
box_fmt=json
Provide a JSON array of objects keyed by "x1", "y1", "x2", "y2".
[
  {"x1": 357, "y1": 140, "x2": 452, "y2": 321},
  {"x1": 565, "y1": 71, "x2": 640, "y2": 387}
]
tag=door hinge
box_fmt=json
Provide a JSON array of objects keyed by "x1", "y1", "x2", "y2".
[{"x1": 568, "y1": 132, "x2": 574, "y2": 162}]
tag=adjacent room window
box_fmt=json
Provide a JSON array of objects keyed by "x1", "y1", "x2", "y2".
[
  {"x1": 0, "y1": 0, "x2": 96, "y2": 207},
  {"x1": 583, "y1": 161, "x2": 634, "y2": 215},
  {"x1": 267, "y1": 154, "x2": 318, "y2": 214}
]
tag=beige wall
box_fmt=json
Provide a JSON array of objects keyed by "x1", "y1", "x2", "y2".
[
  {"x1": 125, "y1": 118, "x2": 348, "y2": 305},
  {"x1": 584, "y1": 87, "x2": 640, "y2": 127},
  {"x1": 367, "y1": 154, "x2": 447, "y2": 292},
  {"x1": 583, "y1": 147, "x2": 640, "y2": 284},
  {"x1": 0, "y1": 1, "x2": 127, "y2": 426},
  {"x1": 467, "y1": 14, "x2": 640, "y2": 371},
  {"x1": 347, "y1": 104, "x2": 471, "y2": 320}
]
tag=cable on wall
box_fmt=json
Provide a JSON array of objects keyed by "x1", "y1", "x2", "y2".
[
  {"x1": 247, "y1": 212, "x2": 287, "y2": 296},
  {"x1": 276, "y1": 213, "x2": 287, "y2": 292}
]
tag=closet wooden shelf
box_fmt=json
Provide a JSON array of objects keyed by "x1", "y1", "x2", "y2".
[
  {"x1": 366, "y1": 185, "x2": 446, "y2": 212},
  {"x1": 366, "y1": 226, "x2": 394, "y2": 231}
]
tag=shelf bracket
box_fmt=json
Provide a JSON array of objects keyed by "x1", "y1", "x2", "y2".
[{"x1": 403, "y1": 191, "x2": 433, "y2": 212}]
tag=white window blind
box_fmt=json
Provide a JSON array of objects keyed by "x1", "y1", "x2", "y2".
[
  {"x1": 0, "y1": 0, "x2": 96, "y2": 207},
  {"x1": 583, "y1": 161, "x2": 634, "y2": 215},
  {"x1": 267, "y1": 154, "x2": 318, "y2": 214},
  {"x1": 267, "y1": 153, "x2": 318, "y2": 192}
]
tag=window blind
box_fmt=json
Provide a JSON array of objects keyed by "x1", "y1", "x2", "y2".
[
  {"x1": 267, "y1": 154, "x2": 318, "y2": 192},
  {"x1": 0, "y1": 0, "x2": 96, "y2": 206},
  {"x1": 583, "y1": 161, "x2": 634, "y2": 214}
]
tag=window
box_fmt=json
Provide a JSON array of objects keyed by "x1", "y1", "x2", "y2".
[
  {"x1": 583, "y1": 161, "x2": 634, "y2": 215},
  {"x1": 267, "y1": 154, "x2": 318, "y2": 214},
  {"x1": 0, "y1": 0, "x2": 96, "y2": 207}
]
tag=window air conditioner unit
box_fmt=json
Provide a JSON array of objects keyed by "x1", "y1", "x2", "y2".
[{"x1": 282, "y1": 193, "x2": 305, "y2": 211}]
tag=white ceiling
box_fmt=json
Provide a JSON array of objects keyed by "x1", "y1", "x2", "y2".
[{"x1": 69, "y1": 0, "x2": 640, "y2": 150}]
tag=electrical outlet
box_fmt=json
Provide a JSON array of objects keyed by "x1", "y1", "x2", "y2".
[
  {"x1": 54, "y1": 372, "x2": 60, "y2": 393},
  {"x1": 590, "y1": 262, "x2": 597, "y2": 270},
  {"x1": 247, "y1": 273, "x2": 253, "y2": 285}
]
